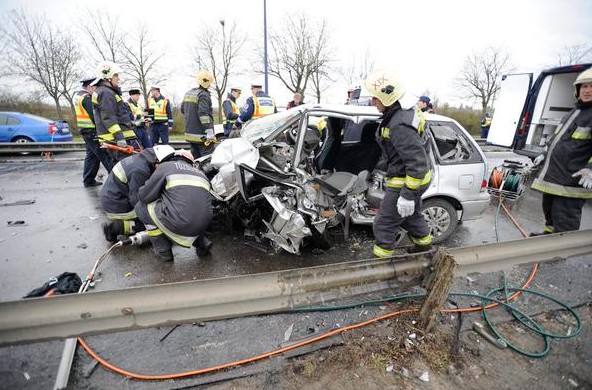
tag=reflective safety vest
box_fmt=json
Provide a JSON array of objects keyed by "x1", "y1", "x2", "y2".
[
  {"x1": 74, "y1": 91, "x2": 94, "y2": 129},
  {"x1": 223, "y1": 99, "x2": 240, "y2": 125},
  {"x1": 128, "y1": 100, "x2": 144, "y2": 122},
  {"x1": 149, "y1": 97, "x2": 169, "y2": 122},
  {"x1": 252, "y1": 96, "x2": 275, "y2": 119}
]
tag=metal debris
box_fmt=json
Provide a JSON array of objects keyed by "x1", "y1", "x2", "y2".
[{"x1": 0, "y1": 199, "x2": 35, "y2": 207}]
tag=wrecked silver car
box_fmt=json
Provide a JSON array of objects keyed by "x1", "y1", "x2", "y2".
[{"x1": 199, "y1": 104, "x2": 489, "y2": 254}]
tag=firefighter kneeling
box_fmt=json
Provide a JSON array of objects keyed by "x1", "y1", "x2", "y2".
[{"x1": 134, "y1": 150, "x2": 213, "y2": 261}]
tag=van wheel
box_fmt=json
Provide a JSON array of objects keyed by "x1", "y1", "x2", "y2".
[{"x1": 422, "y1": 199, "x2": 458, "y2": 243}]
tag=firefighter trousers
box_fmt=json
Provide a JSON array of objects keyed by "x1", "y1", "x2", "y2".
[{"x1": 541, "y1": 193, "x2": 585, "y2": 233}]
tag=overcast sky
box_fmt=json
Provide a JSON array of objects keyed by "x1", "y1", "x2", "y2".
[{"x1": 1, "y1": 0, "x2": 591, "y2": 108}]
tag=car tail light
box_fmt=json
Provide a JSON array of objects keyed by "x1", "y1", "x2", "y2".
[
  {"x1": 48, "y1": 123, "x2": 57, "y2": 134},
  {"x1": 480, "y1": 179, "x2": 487, "y2": 192}
]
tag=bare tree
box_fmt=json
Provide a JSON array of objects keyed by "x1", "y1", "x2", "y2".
[
  {"x1": 79, "y1": 12, "x2": 123, "y2": 63},
  {"x1": 456, "y1": 46, "x2": 513, "y2": 114},
  {"x1": 192, "y1": 20, "x2": 246, "y2": 122},
  {"x1": 339, "y1": 49, "x2": 375, "y2": 87},
  {"x1": 121, "y1": 23, "x2": 168, "y2": 106},
  {"x1": 1, "y1": 10, "x2": 81, "y2": 120},
  {"x1": 555, "y1": 44, "x2": 592, "y2": 66},
  {"x1": 263, "y1": 13, "x2": 334, "y2": 98},
  {"x1": 308, "y1": 22, "x2": 335, "y2": 103}
]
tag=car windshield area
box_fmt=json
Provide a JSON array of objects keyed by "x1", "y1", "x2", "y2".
[
  {"x1": 241, "y1": 108, "x2": 303, "y2": 143},
  {"x1": 427, "y1": 121, "x2": 481, "y2": 164}
]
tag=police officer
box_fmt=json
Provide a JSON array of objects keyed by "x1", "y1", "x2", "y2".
[
  {"x1": 222, "y1": 86, "x2": 241, "y2": 137},
  {"x1": 480, "y1": 112, "x2": 492, "y2": 139},
  {"x1": 135, "y1": 150, "x2": 213, "y2": 261},
  {"x1": 364, "y1": 70, "x2": 434, "y2": 258},
  {"x1": 181, "y1": 70, "x2": 215, "y2": 158},
  {"x1": 100, "y1": 145, "x2": 175, "y2": 242},
  {"x1": 148, "y1": 86, "x2": 173, "y2": 145},
  {"x1": 530, "y1": 68, "x2": 592, "y2": 234},
  {"x1": 234, "y1": 82, "x2": 276, "y2": 130},
  {"x1": 127, "y1": 89, "x2": 151, "y2": 149},
  {"x1": 74, "y1": 76, "x2": 114, "y2": 187},
  {"x1": 92, "y1": 61, "x2": 138, "y2": 163}
]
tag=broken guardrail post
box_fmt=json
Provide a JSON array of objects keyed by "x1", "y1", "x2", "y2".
[{"x1": 419, "y1": 248, "x2": 456, "y2": 332}]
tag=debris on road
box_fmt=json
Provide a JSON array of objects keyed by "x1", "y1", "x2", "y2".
[
  {"x1": 0, "y1": 199, "x2": 35, "y2": 207},
  {"x1": 6, "y1": 220, "x2": 26, "y2": 226}
]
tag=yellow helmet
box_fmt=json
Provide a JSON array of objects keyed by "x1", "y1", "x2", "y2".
[
  {"x1": 196, "y1": 70, "x2": 215, "y2": 89},
  {"x1": 364, "y1": 70, "x2": 405, "y2": 107},
  {"x1": 96, "y1": 61, "x2": 121, "y2": 80}
]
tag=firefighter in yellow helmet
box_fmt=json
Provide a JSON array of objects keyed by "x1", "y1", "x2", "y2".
[
  {"x1": 530, "y1": 67, "x2": 592, "y2": 235},
  {"x1": 364, "y1": 70, "x2": 434, "y2": 258},
  {"x1": 181, "y1": 70, "x2": 216, "y2": 158}
]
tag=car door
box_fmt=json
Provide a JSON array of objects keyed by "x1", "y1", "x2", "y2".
[
  {"x1": 0, "y1": 114, "x2": 9, "y2": 142},
  {"x1": 487, "y1": 73, "x2": 533, "y2": 147}
]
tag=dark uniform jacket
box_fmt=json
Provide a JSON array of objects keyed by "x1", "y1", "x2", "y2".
[
  {"x1": 377, "y1": 103, "x2": 433, "y2": 200},
  {"x1": 181, "y1": 86, "x2": 213, "y2": 143},
  {"x1": 100, "y1": 148, "x2": 158, "y2": 216},
  {"x1": 92, "y1": 81, "x2": 135, "y2": 142},
  {"x1": 138, "y1": 158, "x2": 212, "y2": 243},
  {"x1": 532, "y1": 106, "x2": 592, "y2": 199}
]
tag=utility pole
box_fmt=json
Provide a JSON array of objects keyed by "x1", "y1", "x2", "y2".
[{"x1": 263, "y1": 0, "x2": 269, "y2": 93}]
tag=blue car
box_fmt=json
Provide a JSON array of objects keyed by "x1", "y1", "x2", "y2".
[{"x1": 0, "y1": 112, "x2": 74, "y2": 143}]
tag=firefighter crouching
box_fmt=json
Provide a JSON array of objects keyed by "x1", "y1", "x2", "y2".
[
  {"x1": 364, "y1": 70, "x2": 434, "y2": 258},
  {"x1": 92, "y1": 61, "x2": 138, "y2": 163},
  {"x1": 134, "y1": 150, "x2": 214, "y2": 261},
  {"x1": 100, "y1": 145, "x2": 176, "y2": 242}
]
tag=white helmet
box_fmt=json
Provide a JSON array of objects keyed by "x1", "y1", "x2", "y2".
[
  {"x1": 153, "y1": 145, "x2": 175, "y2": 163},
  {"x1": 574, "y1": 67, "x2": 592, "y2": 98},
  {"x1": 174, "y1": 149, "x2": 194, "y2": 163},
  {"x1": 364, "y1": 70, "x2": 405, "y2": 107},
  {"x1": 96, "y1": 61, "x2": 121, "y2": 80},
  {"x1": 196, "y1": 70, "x2": 215, "y2": 89}
]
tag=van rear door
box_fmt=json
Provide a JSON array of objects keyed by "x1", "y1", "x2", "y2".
[{"x1": 486, "y1": 73, "x2": 532, "y2": 147}]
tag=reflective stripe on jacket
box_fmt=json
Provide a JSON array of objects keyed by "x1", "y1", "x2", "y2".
[
  {"x1": 149, "y1": 96, "x2": 171, "y2": 123},
  {"x1": 92, "y1": 83, "x2": 136, "y2": 142},
  {"x1": 252, "y1": 95, "x2": 275, "y2": 119},
  {"x1": 74, "y1": 90, "x2": 94, "y2": 129},
  {"x1": 181, "y1": 87, "x2": 213, "y2": 143}
]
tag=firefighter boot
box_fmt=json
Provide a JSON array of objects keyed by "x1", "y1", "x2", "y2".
[
  {"x1": 150, "y1": 234, "x2": 174, "y2": 262},
  {"x1": 194, "y1": 235, "x2": 213, "y2": 257},
  {"x1": 102, "y1": 220, "x2": 124, "y2": 243},
  {"x1": 407, "y1": 244, "x2": 434, "y2": 254}
]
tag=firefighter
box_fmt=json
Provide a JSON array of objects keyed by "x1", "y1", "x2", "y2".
[
  {"x1": 148, "y1": 86, "x2": 174, "y2": 146},
  {"x1": 364, "y1": 70, "x2": 434, "y2": 258},
  {"x1": 222, "y1": 86, "x2": 241, "y2": 137},
  {"x1": 233, "y1": 82, "x2": 276, "y2": 130},
  {"x1": 127, "y1": 89, "x2": 151, "y2": 149},
  {"x1": 134, "y1": 150, "x2": 213, "y2": 261},
  {"x1": 92, "y1": 61, "x2": 138, "y2": 163},
  {"x1": 530, "y1": 67, "x2": 592, "y2": 234},
  {"x1": 181, "y1": 70, "x2": 216, "y2": 158},
  {"x1": 100, "y1": 145, "x2": 176, "y2": 242},
  {"x1": 74, "y1": 76, "x2": 114, "y2": 187}
]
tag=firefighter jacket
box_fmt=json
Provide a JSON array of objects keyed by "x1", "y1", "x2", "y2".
[
  {"x1": 222, "y1": 93, "x2": 240, "y2": 131},
  {"x1": 127, "y1": 98, "x2": 145, "y2": 128},
  {"x1": 148, "y1": 95, "x2": 173, "y2": 125},
  {"x1": 73, "y1": 90, "x2": 96, "y2": 135},
  {"x1": 92, "y1": 82, "x2": 136, "y2": 142},
  {"x1": 377, "y1": 103, "x2": 433, "y2": 200},
  {"x1": 181, "y1": 87, "x2": 214, "y2": 143},
  {"x1": 531, "y1": 106, "x2": 592, "y2": 199},
  {"x1": 236, "y1": 91, "x2": 276, "y2": 127},
  {"x1": 138, "y1": 158, "x2": 212, "y2": 247},
  {"x1": 100, "y1": 148, "x2": 158, "y2": 218}
]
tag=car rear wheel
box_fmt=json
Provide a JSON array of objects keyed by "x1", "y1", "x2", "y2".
[
  {"x1": 12, "y1": 136, "x2": 34, "y2": 155},
  {"x1": 422, "y1": 198, "x2": 458, "y2": 243}
]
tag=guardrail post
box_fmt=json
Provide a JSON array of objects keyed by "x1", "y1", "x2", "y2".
[{"x1": 419, "y1": 248, "x2": 456, "y2": 332}]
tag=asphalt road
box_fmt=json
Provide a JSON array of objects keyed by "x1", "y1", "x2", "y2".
[{"x1": 0, "y1": 150, "x2": 590, "y2": 389}]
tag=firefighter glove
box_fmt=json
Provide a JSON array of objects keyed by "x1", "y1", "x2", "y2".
[
  {"x1": 116, "y1": 140, "x2": 128, "y2": 148},
  {"x1": 397, "y1": 196, "x2": 415, "y2": 218},
  {"x1": 533, "y1": 154, "x2": 545, "y2": 167},
  {"x1": 572, "y1": 168, "x2": 592, "y2": 189}
]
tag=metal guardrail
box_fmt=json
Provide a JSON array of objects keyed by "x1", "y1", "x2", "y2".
[
  {"x1": 0, "y1": 230, "x2": 591, "y2": 346},
  {"x1": 0, "y1": 141, "x2": 192, "y2": 154}
]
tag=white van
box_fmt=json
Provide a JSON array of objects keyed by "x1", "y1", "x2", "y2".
[{"x1": 487, "y1": 63, "x2": 592, "y2": 158}]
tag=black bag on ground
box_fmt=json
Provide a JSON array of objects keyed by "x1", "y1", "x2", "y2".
[{"x1": 23, "y1": 272, "x2": 82, "y2": 298}]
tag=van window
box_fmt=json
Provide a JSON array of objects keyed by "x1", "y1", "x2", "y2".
[{"x1": 428, "y1": 121, "x2": 481, "y2": 164}]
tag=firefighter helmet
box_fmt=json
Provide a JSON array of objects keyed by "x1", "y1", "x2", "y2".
[
  {"x1": 574, "y1": 68, "x2": 592, "y2": 99},
  {"x1": 196, "y1": 70, "x2": 214, "y2": 89},
  {"x1": 153, "y1": 145, "x2": 175, "y2": 163},
  {"x1": 96, "y1": 61, "x2": 121, "y2": 80},
  {"x1": 174, "y1": 149, "x2": 195, "y2": 164},
  {"x1": 364, "y1": 70, "x2": 405, "y2": 107}
]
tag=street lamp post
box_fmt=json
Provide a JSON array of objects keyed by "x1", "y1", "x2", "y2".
[{"x1": 263, "y1": 0, "x2": 269, "y2": 93}]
